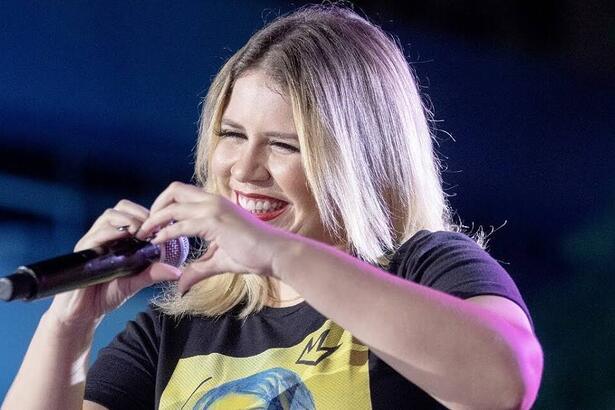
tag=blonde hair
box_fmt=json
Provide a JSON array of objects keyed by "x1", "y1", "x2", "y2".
[{"x1": 154, "y1": 5, "x2": 453, "y2": 318}]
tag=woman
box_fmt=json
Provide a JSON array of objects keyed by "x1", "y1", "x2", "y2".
[{"x1": 3, "y1": 5, "x2": 543, "y2": 409}]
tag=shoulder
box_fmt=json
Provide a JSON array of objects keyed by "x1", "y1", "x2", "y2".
[
  {"x1": 128, "y1": 304, "x2": 167, "y2": 338},
  {"x1": 389, "y1": 230, "x2": 486, "y2": 282},
  {"x1": 397, "y1": 229, "x2": 479, "y2": 253},
  {"x1": 388, "y1": 229, "x2": 532, "y2": 324},
  {"x1": 109, "y1": 304, "x2": 200, "y2": 353}
]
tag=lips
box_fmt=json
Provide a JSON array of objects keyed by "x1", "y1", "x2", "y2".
[
  {"x1": 250, "y1": 205, "x2": 289, "y2": 221},
  {"x1": 235, "y1": 191, "x2": 289, "y2": 221}
]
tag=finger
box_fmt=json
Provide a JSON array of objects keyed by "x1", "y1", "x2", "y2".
[
  {"x1": 113, "y1": 200, "x2": 150, "y2": 236},
  {"x1": 139, "y1": 202, "x2": 194, "y2": 238},
  {"x1": 149, "y1": 182, "x2": 207, "y2": 215},
  {"x1": 123, "y1": 262, "x2": 182, "y2": 296},
  {"x1": 91, "y1": 208, "x2": 145, "y2": 234},
  {"x1": 176, "y1": 244, "x2": 238, "y2": 295},
  {"x1": 177, "y1": 261, "x2": 222, "y2": 296},
  {"x1": 200, "y1": 242, "x2": 218, "y2": 261},
  {"x1": 113, "y1": 199, "x2": 150, "y2": 221},
  {"x1": 153, "y1": 219, "x2": 215, "y2": 245},
  {"x1": 74, "y1": 224, "x2": 133, "y2": 252},
  {"x1": 141, "y1": 203, "x2": 209, "y2": 240}
]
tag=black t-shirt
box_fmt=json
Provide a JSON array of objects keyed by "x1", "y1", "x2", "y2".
[{"x1": 85, "y1": 230, "x2": 531, "y2": 409}]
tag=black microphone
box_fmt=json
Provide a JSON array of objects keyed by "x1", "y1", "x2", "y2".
[{"x1": 0, "y1": 236, "x2": 189, "y2": 302}]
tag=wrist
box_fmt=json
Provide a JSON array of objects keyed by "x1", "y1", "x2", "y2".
[
  {"x1": 39, "y1": 311, "x2": 97, "y2": 387},
  {"x1": 270, "y1": 234, "x2": 305, "y2": 283},
  {"x1": 41, "y1": 310, "x2": 100, "y2": 341}
]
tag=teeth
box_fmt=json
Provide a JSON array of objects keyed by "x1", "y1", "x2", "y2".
[{"x1": 237, "y1": 194, "x2": 286, "y2": 214}]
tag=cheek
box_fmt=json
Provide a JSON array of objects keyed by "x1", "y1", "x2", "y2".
[
  {"x1": 269, "y1": 160, "x2": 314, "y2": 209},
  {"x1": 211, "y1": 144, "x2": 235, "y2": 178}
]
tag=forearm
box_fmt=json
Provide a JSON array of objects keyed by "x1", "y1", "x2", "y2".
[
  {"x1": 274, "y1": 237, "x2": 540, "y2": 409},
  {"x1": 2, "y1": 311, "x2": 97, "y2": 410}
]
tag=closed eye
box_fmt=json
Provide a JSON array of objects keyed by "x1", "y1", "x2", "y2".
[
  {"x1": 216, "y1": 130, "x2": 299, "y2": 153},
  {"x1": 270, "y1": 141, "x2": 300, "y2": 153},
  {"x1": 216, "y1": 130, "x2": 246, "y2": 140}
]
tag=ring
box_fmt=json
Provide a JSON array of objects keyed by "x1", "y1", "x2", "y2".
[{"x1": 116, "y1": 225, "x2": 131, "y2": 232}]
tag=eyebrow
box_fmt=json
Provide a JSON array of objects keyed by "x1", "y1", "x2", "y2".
[{"x1": 220, "y1": 118, "x2": 299, "y2": 140}]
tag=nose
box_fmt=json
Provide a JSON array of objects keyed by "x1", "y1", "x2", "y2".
[{"x1": 230, "y1": 141, "x2": 270, "y2": 183}]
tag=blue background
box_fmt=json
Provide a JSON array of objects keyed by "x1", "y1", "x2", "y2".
[{"x1": 1, "y1": 1, "x2": 613, "y2": 408}]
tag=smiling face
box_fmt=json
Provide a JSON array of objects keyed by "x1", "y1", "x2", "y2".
[{"x1": 211, "y1": 70, "x2": 335, "y2": 245}]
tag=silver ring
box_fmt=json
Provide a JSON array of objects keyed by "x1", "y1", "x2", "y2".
[{"x1": 116, "y1": 225, "x2": 131, "y2": 232}]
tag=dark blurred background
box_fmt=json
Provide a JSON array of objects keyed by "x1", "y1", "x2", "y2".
[{"x1": 1, "y1": 1, "x2": 613, "y2": 408}]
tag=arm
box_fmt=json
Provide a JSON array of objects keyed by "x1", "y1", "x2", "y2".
[
  {"x1": 2, "y1": 200, "x2": 179, "y2": 410},
  {"x1": 1, "y1": 313, "x2": 98, "y2": 410},
  {"x1": 2, "y1": 313, "x2": 110, "y2": 410},
  {"x1": 139, "y1": 183, "x2": 543, "y2": 410},
  {"x1": 273, "y1": 237, "x2": 543, "y2": 410}
]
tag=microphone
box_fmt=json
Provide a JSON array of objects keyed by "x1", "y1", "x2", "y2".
[{"x1": 0, "y1": 236, "x2": 189, "y2": 302}]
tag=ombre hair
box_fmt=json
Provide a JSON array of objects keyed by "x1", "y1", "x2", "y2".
[{"x1": 154, "y1": 4, "x2": 455, "y2": 318}]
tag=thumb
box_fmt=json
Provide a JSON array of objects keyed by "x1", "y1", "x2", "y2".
[{"x1": 127, "y1": 262, "x2": 182, "y2": 294}]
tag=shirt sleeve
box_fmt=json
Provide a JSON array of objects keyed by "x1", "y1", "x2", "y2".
[
  {"x1": 84, "y1": 305, "x2": 161, "y2": 410},
  {"x1": 390, "y1": 230, "x2": 532, "y2": 326}
]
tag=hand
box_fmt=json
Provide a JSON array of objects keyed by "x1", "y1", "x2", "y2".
[
  {"x1": 46, "y1": 199, "x2": 182, "y2": 329},
  {"x1": 136, "y1": 182, "x2": 290, "y2": 295}
]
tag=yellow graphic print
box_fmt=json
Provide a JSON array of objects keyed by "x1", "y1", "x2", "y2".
[{"x1": 159, "y1": 320, "x2": 371, "y2": 409}]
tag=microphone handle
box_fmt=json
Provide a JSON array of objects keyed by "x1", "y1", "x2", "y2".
[{"x1": 1, "y1": 238, "x2": 161, "y2": 301}]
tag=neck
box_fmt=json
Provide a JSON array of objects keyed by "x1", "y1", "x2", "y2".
[
  {"x1": 264, "y1": 240, "x2": 347, "y2": 307},
  {"x1": 265, "y1": 277, "x2": 304, "y2": 308}
]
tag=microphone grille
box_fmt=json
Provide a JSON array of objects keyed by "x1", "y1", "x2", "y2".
[{"x1": 159, "y1": 236, "x2": 190, "y2": 267}]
